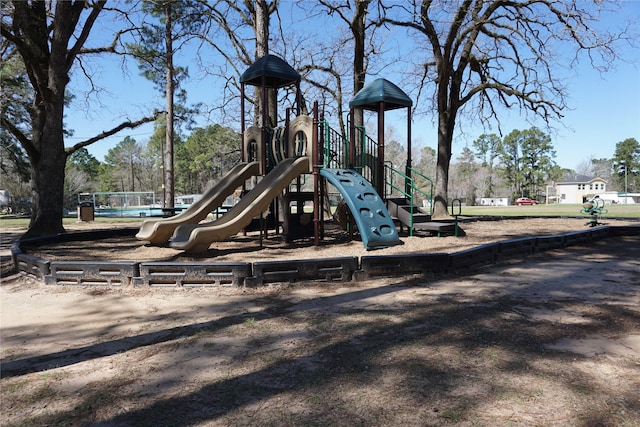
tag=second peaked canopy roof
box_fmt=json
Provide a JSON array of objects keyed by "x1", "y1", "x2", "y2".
[{"x1": 349, "y1": 78, "x2": 412, "y2": 111}]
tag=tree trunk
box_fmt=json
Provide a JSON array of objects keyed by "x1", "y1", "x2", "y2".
[
  {"x1": 5, "y1": 1, "x2": 156, "y2": 238},
  {"x1": 164, "y1": 1, "x2": 175, "y2": 208},
  {"x1": 432, "y1": 111, "x2": 455, "y2": 219},
  {"x1": 255, "y1": 0, "x2": 275, "y2": 128},
  {"x1": 18, "y1": 1, "x2": 84, "y2": 239},
  {"x1": 351, "y1": 0, "x2": 367, "y2": 135},
  {"x1": 24, "y1": 113, "x2": 67, "y2": 239}
]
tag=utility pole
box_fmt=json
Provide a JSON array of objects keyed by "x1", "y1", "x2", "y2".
[{"x1": 624, "y1": 164, "x2": 628, "y2": 204}]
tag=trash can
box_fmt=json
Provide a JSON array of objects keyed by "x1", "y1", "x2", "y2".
[{"x1": 77, "y1": 201, "x2": 94, "y2": 221}]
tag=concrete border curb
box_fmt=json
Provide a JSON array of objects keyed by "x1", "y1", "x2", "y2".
[
  {"x1": 45, "y1": 261, "x2": 139, "y2": 286},
  {"x1": 10, "y1": 224, "x2": 640, "y2": 287},
  {"x1": 248, "y1": 257, "x2": 358, "y2": 286},
  {"x1": 133, "y1": 262, "x2": 251, "y2": 287},
  {"x1": 448, "y1": 243, "x2": 499, "y2": 271},
  {"x1": 356, "y1": 253, "x2": 449, "y2": 280}
]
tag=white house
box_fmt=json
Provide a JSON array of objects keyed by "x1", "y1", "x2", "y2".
[{"x1": 555, "y1": 175, "x2": 607, "y2": 204}]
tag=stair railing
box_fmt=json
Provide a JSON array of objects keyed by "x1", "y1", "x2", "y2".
[
  {"x1": 385, "y1": 163, "x2": 414, "y2": 235},
  {"x1": 407, "y1": 167, "x2": 434, "y2": 216},
  {"x1": 450, "y1": 198, "x2": 462, "y2": 237},
  {"x1": 385, "y1": 164, "x2": 433, "y2": 236}
]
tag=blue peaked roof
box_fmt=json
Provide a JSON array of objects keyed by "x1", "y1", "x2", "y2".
[
  {"x1": 240, "y1": 54, "x2": 301, "y2": 88},
  {"x1": 349, "y1": 78, "x2": 412, "y2": 111}
]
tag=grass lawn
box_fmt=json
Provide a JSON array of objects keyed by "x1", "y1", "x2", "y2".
[
  {"x1": 0, "y1": 216, "x2": 143, "y2": 230},
  {"x1": 1, "y1": 203, "x2": 638, "y2": 231},
  {"x1": 460, "y1": 203, "x2": 640, "y2": 218}
]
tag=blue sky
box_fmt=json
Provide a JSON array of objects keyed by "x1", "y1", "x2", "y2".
[{"x1": 64, "y1": 2, "x2": 640, "y2": 171}]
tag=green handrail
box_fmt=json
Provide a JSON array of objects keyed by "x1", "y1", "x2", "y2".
[
  {"x1": 384, "y1": 163, "x2": 434, "y2": 236},
  {"x1": 407, "y1": 167, "x2": 434, "y2": 216},
  {"x1": 450, "y1": 198, "x2": 462, "y2": 237}
]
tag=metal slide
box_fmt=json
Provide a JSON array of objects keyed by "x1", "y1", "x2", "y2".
[
  {"x1": 320, "y1": 168, "x2": 400, "y2": 249},
  {"x1": 136, "y1": 161, "x2": 260, "y2": 245},
  {"x1": 170, "y1": 156, "x2": 312, "y2": 253}
]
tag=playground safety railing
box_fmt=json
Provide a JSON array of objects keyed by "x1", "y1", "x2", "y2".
[
  {"x1": 351, "y1": 125, "x2": 378, "y2": 184},
  {"x1": 319, "y1": 119, "x2": 348, "y2": 169}
]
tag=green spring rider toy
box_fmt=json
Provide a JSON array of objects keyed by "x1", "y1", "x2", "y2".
[{"x1": 580, "y1": 197, "x2": 608, "y2": 227}]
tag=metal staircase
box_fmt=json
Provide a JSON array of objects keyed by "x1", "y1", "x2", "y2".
[
  {"x1": 384, "y1": 165, "x2": 456, "y2": 236},
  {"x1": 386, "y1": 197, "x2": 431, "y2": 229}
]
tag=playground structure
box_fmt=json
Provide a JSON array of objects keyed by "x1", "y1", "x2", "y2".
[
  {"x1": 11, "y1": 56, "x2": 640, "y2": 289},
  {"x1": 137, "y1": 54, "x2": 443, "y2": 253},
  {"x1": 581, "y1": 197, "x2": 608, "y2": 227}
]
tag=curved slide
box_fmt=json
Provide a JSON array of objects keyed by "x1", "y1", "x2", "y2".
[
  {"x1": 136, "y1": 161, "x2": 260, "y2": 245},
  {"x1": 170, "y1": 156, "x2": 312, "y2": 253},
  {"x1": 320, "y1": 168, "x2": 400, "y2": 249}
]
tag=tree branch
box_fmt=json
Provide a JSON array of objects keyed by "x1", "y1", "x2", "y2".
[
  {"x1": 0, "y1": 116, "x2": 34, "y2": 156},
  {"x1": 65, "y1": 1, "x2": 107, "y2": 73},
  {"x1": 65, "y1": 112, "x2": 163, "y2": 155}
]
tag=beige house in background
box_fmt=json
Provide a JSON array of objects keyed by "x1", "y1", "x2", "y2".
[{"x1": 555, "y1": 175, "x2": 607, "y2": 204}]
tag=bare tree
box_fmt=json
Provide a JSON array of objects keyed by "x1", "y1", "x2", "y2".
[
  {"x1": 1, "y1": 1, "x2": 159, "y2": 238},
  {"x1": 381, "y1": 0, "x2": 634, "y2": 217},
  {"x1": 195, "y1": 0, "x2": 279, "y2": 126},
  {"x1": 575, "y1": 156, "x2": 614, "y2": 182},
  {"x1": 295, "y1": 0, "x2": 385, "y2": 139},
  {"x1": 319, "y1": 0, "x2": 372, "y2": 129}
]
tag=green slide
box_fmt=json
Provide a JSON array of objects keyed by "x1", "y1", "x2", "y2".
[{"x1": 320, "y1": 168, "x2": 400, "y2": 249}]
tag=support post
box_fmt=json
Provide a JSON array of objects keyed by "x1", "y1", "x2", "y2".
[
  {"x1": 313, "y1": 101, "x2": 320, "y2": 246},
  {"x1": 377, "y1": 102, "x2": 385, "y2": 197}
]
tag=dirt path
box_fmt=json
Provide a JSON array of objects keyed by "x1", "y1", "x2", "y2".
[{"x1": 1, "y1": 222, "x2": 639, "y2": 426}]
